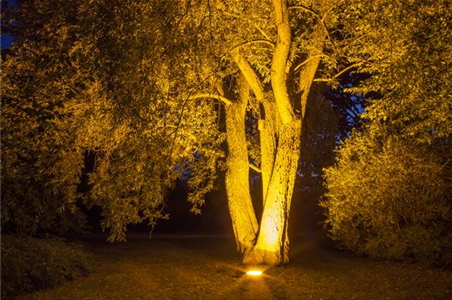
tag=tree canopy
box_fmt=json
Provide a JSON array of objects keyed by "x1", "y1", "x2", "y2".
[
  {"x1": 1, "y1": 0, "x2": 224, "y2": 241},
  {"x1": 322, "y1": 0, "x2": 452, "y2": 265}
]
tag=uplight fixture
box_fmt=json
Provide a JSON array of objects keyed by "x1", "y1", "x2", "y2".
[{"x1": 246, "y1": 270, "x2": 263, "y2": 276}]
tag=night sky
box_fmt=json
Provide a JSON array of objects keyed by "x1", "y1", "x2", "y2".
[
  {"x1": 1, "y1": 0, "x2": 14, "y2": 49},
  {"x1": 1, "y1": 34, "x2": 13, "y2": 49}
]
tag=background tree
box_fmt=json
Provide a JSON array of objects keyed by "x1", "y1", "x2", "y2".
[
  {"x1": 1, "y1": 0, "x2": 224, "y2": 241},
  {"x1": 322, "y1": 0, "x2": 452, "y2": 266},
  {"x1": 1, "y1": 0, "x2": 88, "y2": 236},
  {"x1": 75, "y1": 0, "x2": 224, "y2": 241}
]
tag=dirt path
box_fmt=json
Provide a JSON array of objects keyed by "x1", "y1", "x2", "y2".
[{"x1": 15, "y1": 234, "x2": 452, "y2": 300}]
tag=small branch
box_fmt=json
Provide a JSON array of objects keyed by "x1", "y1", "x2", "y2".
[
  {"x1": 294, "y1": 55, "x2": 324, "y2": 72},
  {"x1": 249, "y1": 163, "x2": 262, "y2": 173},
  {"x1": 288, "y1": 5, "x2": 319, "y2": 18},
  {"x1": 189, "y1": 93, "x2": 233, "y2": 105},
  {"x1": 321, "y1": 0, "x2": 345, "y2": 23},
  {"x1": 313, "y1": 62, "x2": 363, "y2": 82},
  {"x1": 165, "y1": 126, "x2": 197, "y2": 140},
  {"x1": 230, "y1": 39, "x2": 275, "y2": 53},
  {"x1": 320, "y1": 21, "x2": 336, "y2": 52},
  {"x1": 289, "y1": 5, "x2": 336, "y2": 53},
  {"x1": 333, "y1": 62, "x2": 363, "y2": 78},
  {"x1": 253, "y1": 24, "x2": 272, "y2": 41},
  {"x1": 313, "y1": 78, "x2": 332, "y2": 83},
  {"x1": 341, "y1": 34, "x2": 372, "y2": 52}
]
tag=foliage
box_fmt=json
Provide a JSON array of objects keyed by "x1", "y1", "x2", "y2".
[
  {"x1": 323, "y1": 127, "x2": 452, "y2": 265},
  {"x1": 75, "y1": 0, "x2": 225, "y2": 240},
  {"x1": 1, "y1": 0, "x2": 89, "y2": 236},
  {"x1": 1, "y1": 235, "x2": 95, "y2": 298},
  {"x1": 298, "y1": 84, "x2": 339, "y2": 197},
  {"x1": 1, "y1": 0, "x2": 224, "y2": 241},
  {"x1": 339, "y1": 0, "x2": 451, "y2": 142},
  {"x1": 323, "y1": 0, "x2": 452, "y2": 265}
]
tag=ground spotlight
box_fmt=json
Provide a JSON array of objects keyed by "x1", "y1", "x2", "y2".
[{"x1": 246, "y1": 270, "x2": 263, "y2": 276}]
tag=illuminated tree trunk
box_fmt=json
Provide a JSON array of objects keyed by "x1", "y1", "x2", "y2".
[
  {"x1": 244, "y1": 122, "x2": 301, "y2": 265},
  {"x1": 224, "y1": 76, "x2": 259, "y2": 255},
  {"x1": 242, "y1": 0, "x2": 296, "y2": 265},
  {"x1": 259, "y1": 100, "x2": 278, "y2": 207},
  {"x1": 224, "y1": 0, "x2": 328, "y2": 265}
]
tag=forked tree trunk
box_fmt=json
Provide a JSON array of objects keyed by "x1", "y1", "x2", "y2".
[
  {"x1": 242, "y1": 0, "x2": 299, "y2": 265},
  {"x1": 224, "y1": 0, "x2": 328, "y2": 265},
  {"x1": 224, "y1": 76, "x2": 259, "y2": 255},
  {"x1": 243, "y1": 121, "x2": 301, "y2": 265}
]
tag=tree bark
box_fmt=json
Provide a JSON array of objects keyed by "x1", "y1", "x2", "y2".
[
  {"x1": 224, "y1": 76, "x2": 259, "y2": 256},
  {"x1": 299, "y1": 24, "x2": 326, "y2": 118},
  {"x1": 242, "y1": 0, "x2": 300, "y2": 265},
  {"x1": 244, "y1": 121, "x2": 301, "y2": 265},
  {"x1": 259, "y1": 99, "x2": 278, "y2": 207},
  {"x1": 230, "y1": 49, "x2": 278, "y2": 208},
  {"x1": 270, "y1": 0, "x2": 294, "y2": 125}
]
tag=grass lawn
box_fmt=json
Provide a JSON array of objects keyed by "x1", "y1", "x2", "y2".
[{"x1": 14, "y1": 233, "x2": 452, "y2": 300}]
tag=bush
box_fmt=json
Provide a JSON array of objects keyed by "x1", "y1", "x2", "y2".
[
  {"x1": 1, "y1": 235, "x2": 96, "y2": 298},
  {"x1": 322, "y1": 128, "x2": 452, "y2": 267}
]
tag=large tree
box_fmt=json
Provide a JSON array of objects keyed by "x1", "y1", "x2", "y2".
[
  {"x1": 182, "y1": 0, "x2": 345, "y2": 264},
  {"x1": 2, "y1": 0, "x2": 348, "y2": 265}
]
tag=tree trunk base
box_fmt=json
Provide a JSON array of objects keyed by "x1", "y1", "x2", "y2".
[{"x1": 242, "y1": 247, "x2": 288, "y2": 266}]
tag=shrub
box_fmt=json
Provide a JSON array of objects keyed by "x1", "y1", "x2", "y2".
[
  {"x1": 1, "y1": 235, "x2": 96, "y2": 298},
  {"x1": 322, "y1": 128, "x2": 452, "y2": 267}
]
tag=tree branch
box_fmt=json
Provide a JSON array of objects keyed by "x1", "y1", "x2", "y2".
[
  {"x1": 230, "y1": 39, "x2": 275, "y2": 53},
  {"x1": 333, "y1": 62, "x2": 363, "y2": 78},
  {"x1": 253, "y1": 24, "x2": 273, "y2": 41},
  {"x1": 289, "y1": 4, "x2": 336, "y2": 53},
  {"x1": 294, "y1": 55, "x2": 324, "y2": 72},
  {"x1": 298, "y1": 23, "x2": 326, "y2": 119},
  {"x1": 313, "y1": 62, "x2": 362, "y2": 82},
  {"x1": 288, "y1": 5, "x2": 319, "y2": 17},
  {"x1": 271, "y1": 0, "x2": 295, "y2": 124},
  {"x1": 249, "y1": 163, "x2": 262, "y2": 173},
  {"x1": 230, "y1": 49, "x2": 265, "y2": 101},
  {"x1": 321, "y1": 0, "x2": 345, "y2": 23},
  {"x1": 188, "y1": 93, "x2": 233, "y2": 105}
]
